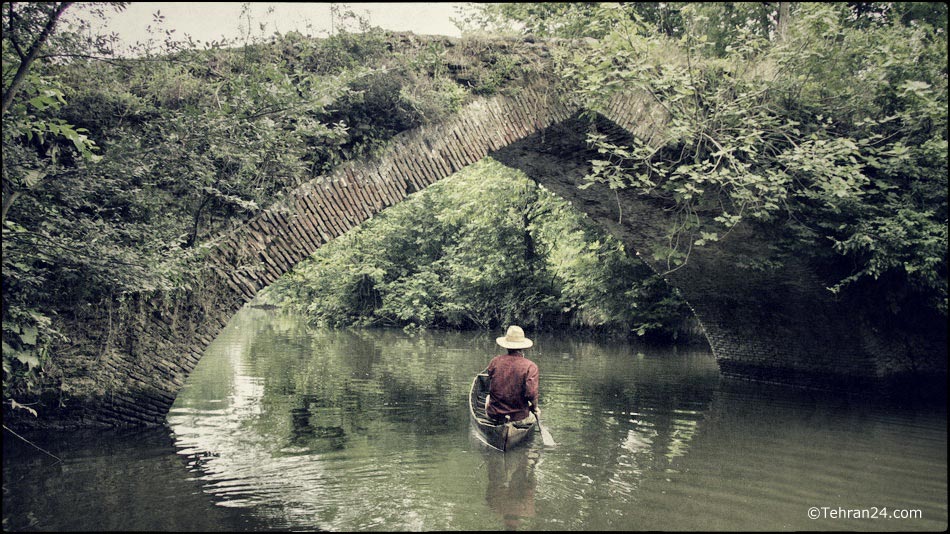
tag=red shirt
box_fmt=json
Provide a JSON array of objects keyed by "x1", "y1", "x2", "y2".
[{"x1": 486, "y1": 352, "x2": 539, "y2": 421}]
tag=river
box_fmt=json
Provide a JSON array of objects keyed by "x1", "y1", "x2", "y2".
[{"x1": 3, "y1": 306, "x2": 947, "y2": 531}]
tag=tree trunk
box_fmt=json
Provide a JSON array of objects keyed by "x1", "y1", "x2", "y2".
[
  {"x1": 185, "y1": 194, "x2": 212, "y2": 248},
  {"x1": 776, "y1": 2, "x2": 791, "y2": 42},
  {"x1": 1, "y1": 188, "x2": 21, "y2": 224},
  {"x1": 521, "y1": 183, "x2": 539, "y2": 265}
]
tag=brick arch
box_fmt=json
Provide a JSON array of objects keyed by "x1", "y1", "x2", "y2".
[
  {"x1": 208, "y1": 85, "x2": 586, "y2": 300},
  {"x1": 39, "y1": 84, "x2": 942, "y2": 429}
]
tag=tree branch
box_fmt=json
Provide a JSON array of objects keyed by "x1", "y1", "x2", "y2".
[
  {"x1": 7, "y1": 2, "x2": 27, "y2": 60},
  {"x1": 2, "y1": 2, "x2": 73, "y2": 116}
]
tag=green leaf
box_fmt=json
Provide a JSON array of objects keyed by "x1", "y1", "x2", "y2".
[
  {"x1": 23, "y1": 170, "x2": 45, "y2": 188},
  {"x1": 20, "y1": 326, "x2": 38, "y2": 346},
  {"x1": 9, "y1": 399, "x2": 38, "y2": 417},
  {"x1": 13, "y1": 351, "x2": 40, "y2": 369}
]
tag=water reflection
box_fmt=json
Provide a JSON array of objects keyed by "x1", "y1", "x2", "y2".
[
  {"x1": 484, "y1": 448, "x2": 538, "y2": 530},
  {"x1": 165, "y1": 307, "x2": 945, "y2": 531},
  {"x1": 166, "y1": 306, "x2": 728, "y2": 530},
  {"x1": 1, "y1": 426, "x2": 269, "y2": 532},
  {"x1": 5, "y1": 306, "x2": 944, "y2": 531}
]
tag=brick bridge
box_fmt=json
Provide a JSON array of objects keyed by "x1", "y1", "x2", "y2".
[{"x1": 33, "y1": 74, "x2": 945, "y2": 428}]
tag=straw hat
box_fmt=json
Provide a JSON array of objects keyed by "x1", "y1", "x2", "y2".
[{"x1": 496, "y1": 325, "x2": 533, "y2": 349}]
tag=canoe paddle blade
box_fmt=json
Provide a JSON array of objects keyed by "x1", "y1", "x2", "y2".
[{"x1": 536, "y1": 414, "x2": 556, "y2": 447}]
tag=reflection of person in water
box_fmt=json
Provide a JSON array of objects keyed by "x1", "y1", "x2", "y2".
[{"x1": 485, "y1": 448, "x2": 537, "y2": 530}]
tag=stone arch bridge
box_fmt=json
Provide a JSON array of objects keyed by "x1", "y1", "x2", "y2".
[{"x1": 33, "y1": 74, "x2": 945, "y2": 428}]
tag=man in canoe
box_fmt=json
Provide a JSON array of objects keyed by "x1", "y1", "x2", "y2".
[{"x1": 485, "y1": 325, "x2": 540, "y2": 427}]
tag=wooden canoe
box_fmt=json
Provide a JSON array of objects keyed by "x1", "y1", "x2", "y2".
[{"x1": 469, "y1": 369, "x2": 535, "y2": 451}]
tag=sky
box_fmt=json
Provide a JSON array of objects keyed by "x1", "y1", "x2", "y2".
[{"x1": 71, "y1": 2, "x2": 467, "y2": 53}]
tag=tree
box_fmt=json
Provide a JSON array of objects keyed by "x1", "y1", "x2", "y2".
[
  {"x1": 262, "y1": 158, "x2": 693, "y2": 340},
  {"x1": 1, "y1": 1, "x2": 135, "y2": 416},
  {"x1": 2, "y1": 2, "x2": 102, "y2": 222},
  {"x1": 2, "y1": 7, "x2": 505, "y2": 418},
  {"x1": 1, "y1": 2, "x2": 72, "y2": 115},
  {"x1": 465, "y1": 2, "x2": 948, "y2": 318}
]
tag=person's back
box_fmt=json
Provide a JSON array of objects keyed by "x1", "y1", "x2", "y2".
[{"x1": 486, "y1": 326, "x2": 539, "y2": 423}]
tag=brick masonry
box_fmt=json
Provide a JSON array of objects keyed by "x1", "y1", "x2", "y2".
[{"x1": 19, "y1": 76, "x2": 945, "y2": 429}]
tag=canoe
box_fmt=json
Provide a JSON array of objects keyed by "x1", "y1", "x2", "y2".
[{"x1": 469, "y1": 369, "x2": 535, "y2": 451}]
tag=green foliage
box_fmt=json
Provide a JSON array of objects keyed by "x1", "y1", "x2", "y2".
[
  {"x1": 473, "y1": 2, "x2": 948, "y2": 316},
  {"x1": 6, "y1": 0, "x2": 945, "y2": 415},
  {"x1": 456, "y1": 3, "x2": 621, "y2": 39},
  {"x1": 2, "y1": 2, "x2": 119, "y2": 412},
  {"x1": 262, "y1": 158, "x2": 692, "y2": 340},
  {"x1": 1, "y1": 6, "x2": 487, "y2": 411}
]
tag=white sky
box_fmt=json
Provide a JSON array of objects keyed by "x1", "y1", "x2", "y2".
[{"x1": 71, "y1": 2, "x2": 467, "y2": 53}]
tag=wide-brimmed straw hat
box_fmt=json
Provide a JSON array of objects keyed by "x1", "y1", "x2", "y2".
[{"x1": 496, "y1": 325, "x2": 533, "y2": 349}]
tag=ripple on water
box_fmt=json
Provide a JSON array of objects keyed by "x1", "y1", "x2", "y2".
[{"x1": 154, "y1": 309, "x2": 947, "y2": 532}]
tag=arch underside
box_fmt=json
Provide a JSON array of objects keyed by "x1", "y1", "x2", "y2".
[{"x1": 490, "y1": 115, "x2": 886, "y2": 390}]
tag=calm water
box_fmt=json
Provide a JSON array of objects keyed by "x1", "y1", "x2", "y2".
[{"x1": 3, "y1": 306, "x2": 947, "y2": 531}]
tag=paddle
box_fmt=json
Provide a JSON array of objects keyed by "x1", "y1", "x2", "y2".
[{"x1": 531, "y1": 404, "x2": 556, "y2": 447}]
